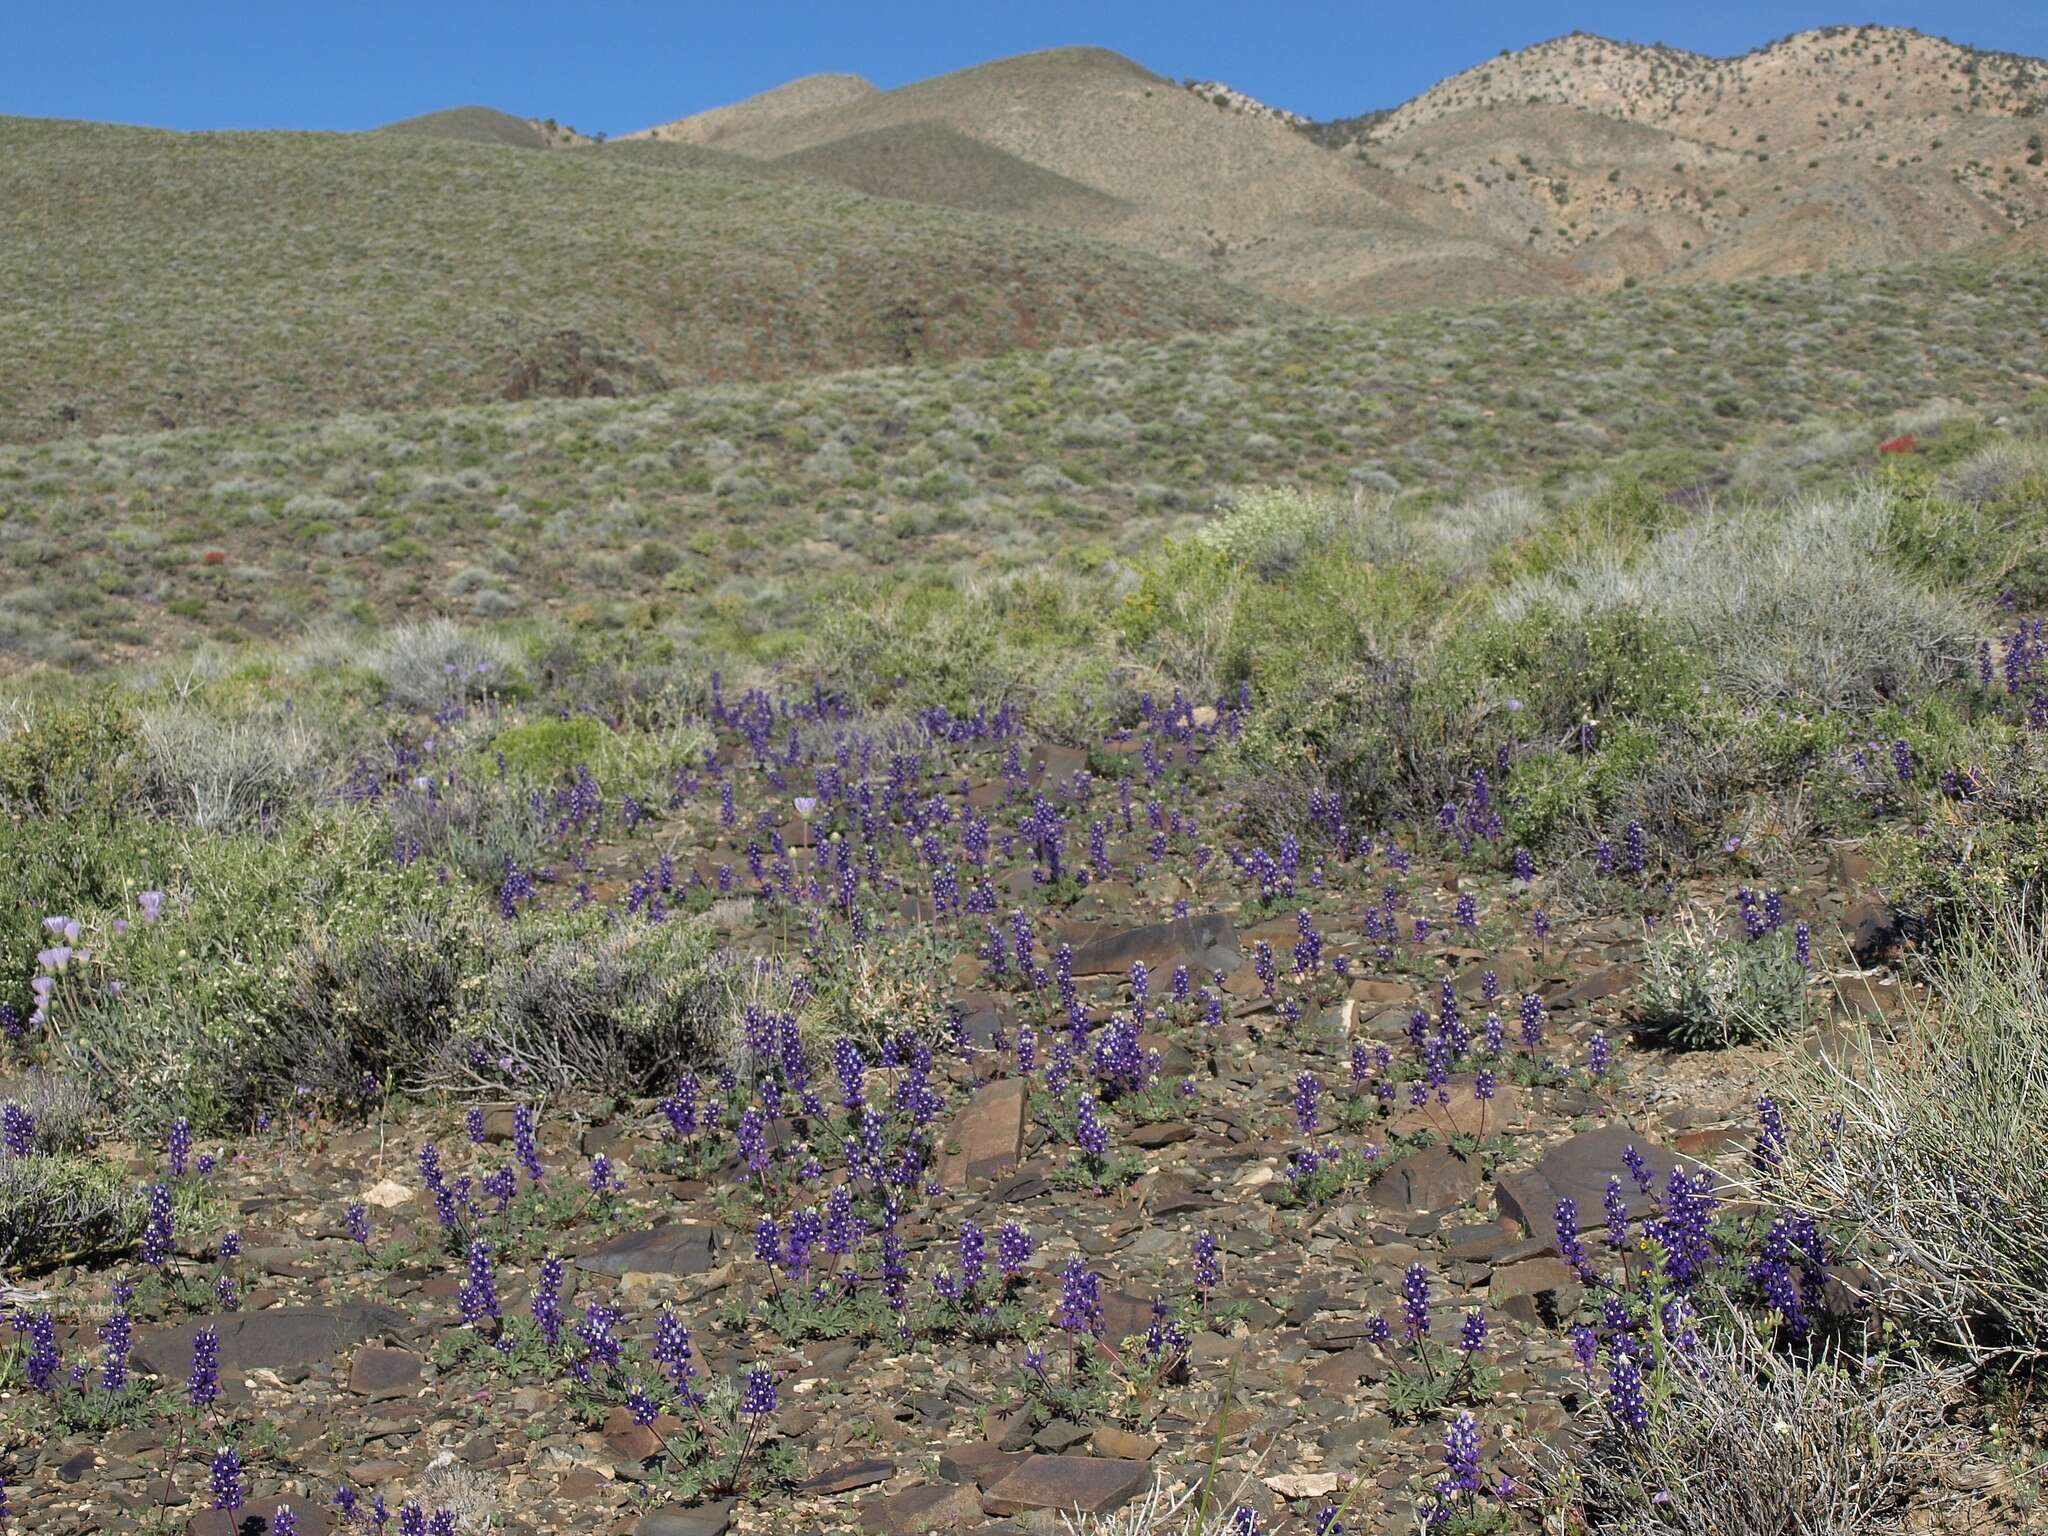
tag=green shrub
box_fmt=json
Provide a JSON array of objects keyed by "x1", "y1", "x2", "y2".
[
  {"x1": 1498, "y1": 490, "x2": 1978, "y2": 714},
  {"x1": 0, "y1": 692, "x2": 139, "y2": 819},
  {"x1": 800, "y1": 916, "x2": 955, "y2": 1059},
  {"x1": 4, "y1": 811, "x2": 456, "y2": 1130},
  {"x1": 1875, "y1": 731, "x2": 2048, "y2": 939},
  {"x1": 491, "y1": 715, "x2": 606, "y2": 782},
  {"x1": 1635, "y1": 912, "x2": 1807, "y2": 1049}
]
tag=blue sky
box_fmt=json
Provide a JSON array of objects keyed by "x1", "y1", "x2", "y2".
[{"x1": 7, "y1": 2, "x2": 2046, "y2": 136}]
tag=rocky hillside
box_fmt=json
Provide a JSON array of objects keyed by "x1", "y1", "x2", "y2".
[{"x1": 627, "y1": 28, "x2": 2048, "y2": 307}]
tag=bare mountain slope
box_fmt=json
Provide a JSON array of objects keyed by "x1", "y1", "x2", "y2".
[
  {"x1": 620, "y1": 29, "x2": 2047, "y2": 312},
  {"x1": 623, "y1": 73, "x2": 877, "y2": 146},
  {"x1": 644, "y1": 46, "x2": 1553, "y2": 310},
  {"x1": 1360, "y1": 26, "x2": 2048, "y2": 149}
]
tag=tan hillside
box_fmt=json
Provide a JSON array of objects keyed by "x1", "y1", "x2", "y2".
[
  {"x1": 612, "y1": 30, "x2": 2047, "y2": 313},
  {"x1": 1361, "y1": 26, "x2": 2048, "y2": 149},
  {"x1": 623, "y1": 72, "x2": 877, "y2": 146},
  {"x1": 374, "y1": 105, "x2": 591, "y2": 149},
  {"x1": 649, "y1": 45, "x2": 1553, "y2": 310},
  {"x1": 1180, "y1": 80, "x2": 1309, "y2": 129},
  {"x1": 1354, "y1": 27, "x2": 2048, "y2": 288},
  {"x1": 775, "y1": 121, "x2": 1133, "y2": 230}
]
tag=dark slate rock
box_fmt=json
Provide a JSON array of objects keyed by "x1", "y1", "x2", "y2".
[
  {"x1": 347, "y1": 1345, "x2": 421, "y2": 1401},
  {"x1": 802, "y1": 1459, "x2": 896, "y2": 1495},
  {"x1": 982, "y1": 1456, "x2": 1152, "y2": 1517},
  {"x1": 1366, "y1": 1146, "x2": 1479, "y2": 1213},
  {"x1": 134, "y1": 1305, "x2": 406, "y2": 1378},
  {"x1": 1067, "y1": 914, "x2": 1240, "y2": 979},
  {"x1": 576, "y1": 1223, "x2": 719, "y2": 1278},
  {"x1": 860, "y1": 1482, "x2": 983, "y2": 1533},
  {"x1": 635, "y1": 1501, "x2": 735, "y2": 1536}
]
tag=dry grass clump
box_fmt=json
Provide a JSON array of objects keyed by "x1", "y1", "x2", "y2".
[
  {"x1": 1497, "y1": 488, "x2": 1977, "y2": 713},
  {"x1": 1549, "y1": 1306, "x2": 1995, "y2": 1536},
  {"x1": 1772, "y1": 907, "x2": 2048, "y2": 1357}
]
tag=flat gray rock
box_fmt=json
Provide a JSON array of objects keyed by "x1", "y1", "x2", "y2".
[
  {"x1": 134, "y1": 1305, "x2": 406, "y2": 1377},
  {"x1": 982, "y1": 1455, "x2": 1152, "y2": 1517},
  {"x1": 1067, "y1": 914, "x2": 1240, "y2": 979},
  {"x1": 575, "y1": 1222, "x2": 719, "y2": 1277}
]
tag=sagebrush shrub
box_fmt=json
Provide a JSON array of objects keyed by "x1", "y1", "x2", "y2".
[
  {"x1": 372, "y1": 620, "x2": 522, "y2": 710},
  {"x1": 1772, "y1": 908, "x2": 2048, "y2": 1356},
  {"x1": 1635, "y1": 911, "x2": 1807, "y2": 1049},
  {"x1": 0, "y1": 1154, "x2": 147, "y2": 1271},
  {"x1": 135, "y1": 704, "x2": 321, "y2": 829},
  {"x1": 1551, "y1": 1305, "x2": 1987, "y2": 1535}
]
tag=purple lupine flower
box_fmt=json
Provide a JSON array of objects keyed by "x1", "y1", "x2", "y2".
[
  {"x1": 464, "y1": 1108, "x2": 486, "y2": 1145},
  {"x1": 188, "y1": 1324, "x2": 220, "y2": 1407},
  {"x1": 957, "y1": 1222, "x2": 987, "y2": 1292},
  {"x1": 996, "y1": 1222, "x2": 1034, "y2": 1278},
  {"x1": 1054, "y1": 1257, "x2": 1104, "y2": 1337},
  {"x1": 210, "y1": 1446, "x2": 243, "y2": 1511},
  {"x1": 651, "y1": 1309, "x2": 702, "y2": 1404},
  {"x1": 531, "y1": 1255, "x2": 566, "y2": 1348},
  {"x1": 741, "y1": 1367, "x2": 778, "y2": 1416},
  {"x1": 1518, "y1": 994, "x2": 1543, "y2": 1048},
  {"x1": 1440, "y1": 1411, "x2": 1483, "y2": 1496},
  {"x1": 1607, "y1": 1352, "x2": 1650, "y2": 1432},
  {"x1": 1570, "y1": 1324, "x2": 1599, "y2": 1372},
  {"x1": 512, "y1": 1105, "x2": 545, "y2": 1182},
  {"x1": 1603, "y1": 1176, "x2": 1629, "y2": 1250},
  {"x1": 1293, "y1": 1072, "x2": 1322, "y2": 1135},
  {"x1": 1657, "y1": 1168, "x2": 1717, "y2": 1289},
  {"x1": 271, "y1": 1506, "x2": 300, "y2": 1536},
  {"x1": 572, "y1": 1301, "x2": 623, "y2": 1379},
  {"x1": 1622, "y1": 1143, "x2": 1654, "y2": 1194},
  {"x1": 625, "y1": 1379, "x2": 660, "y2": 1426},
  {"x1": 737, "y1": 1107, "x2": 769, "y2": 1175},
  {"x1": 825, "y1": 1186, "x2": 865, "y2": 1256},
  {"x1": 1794, "y1": 920, "x2": 1812, "y2": 969},
  {"x1": 2, "y1": 1103, "x2": 32, "y2": 1157},
  {"x1": 24, "y1": 1311, "x2": 59, "y2": 1392},
  {"x1": 1459, "y1": 1309, "x2": 1488, "y2": 1358},
  {"x1": 1623, "y1": 821, "x2": 1646, "y2": 874},
  {"x1": 587, "y1": 1153, "x2": 624, "y2": 1196},
  {"x1": 1589, "y1": 1032, "x2": 1610, "y2": 1078},
  {"x1": 1557, "y1": 1199, "x2": 1595, "y2": 1281},
  {"x1": 1753, "y1": 1097, "x2": 1787, "y2": 1170},
  {"x1": 1474, "y1": 1070, "x2": 1496, "y2": 1103},
  {"x1": 458, "y1": 1240, "x2": 500, "y2": 1326},
  {"x1": 345, "y1": 1202, "x2": 370, "y2": 1245},
  {"x1": 167, "y1": 1118, "x2": 193, "y2": 1178},
  {"x1": 1074, "y1": 1095, "x2": 1110, "y2": 1159},
  {"x1": 140, "y1": 1181, "x2": 175, "y2": 1267},
  {"x1": 99, "y1": 1304, "x2": 133, "y2": 1393},
  {"x1": 1194, "y1": 1231, "x2": 1221, "y2": 1298},
  {"x1": 1400, "y1": 1262, "x2": 1432, "y2": 1341},
  {"x1": 754, "y1": 1216, "x2": 782, "y2": 1269},
  {"x1": 418, "y1": 1144, "x2": 458, "y2": 1229}
]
